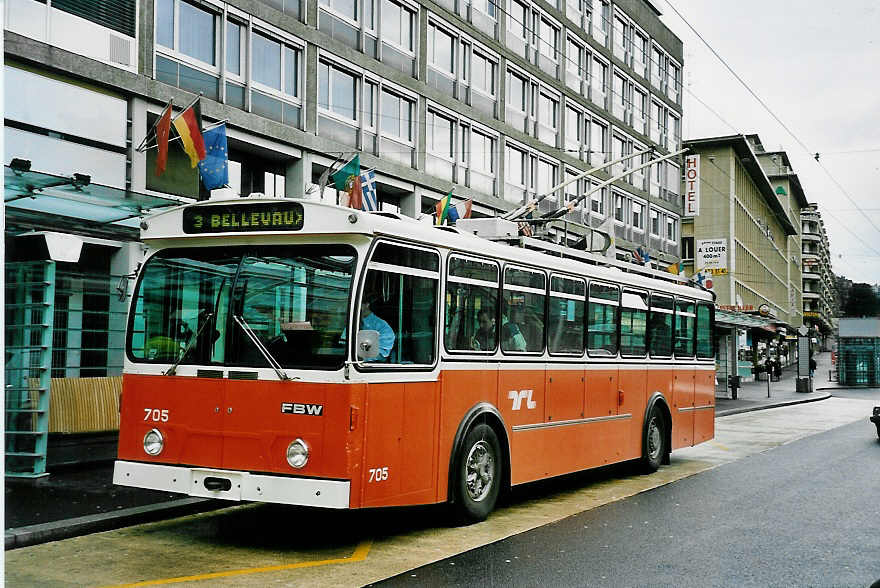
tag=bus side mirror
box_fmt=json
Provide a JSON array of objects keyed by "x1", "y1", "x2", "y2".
[{"x1": 357, "y1": 330, "x2": 380, "y2": 360}]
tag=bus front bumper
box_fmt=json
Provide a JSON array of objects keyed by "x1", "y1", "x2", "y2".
[{"x1": 113, "y1": 460, "x2": 350, "y2": 508}]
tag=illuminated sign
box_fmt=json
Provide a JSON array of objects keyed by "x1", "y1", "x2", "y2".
[{"x1": 183, "y1": 202, "x2": 304, "y2": 234}]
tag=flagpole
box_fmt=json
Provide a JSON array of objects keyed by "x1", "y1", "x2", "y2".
[{"x1": 172, "y1": 91, "x2": 203, "y2": 122}]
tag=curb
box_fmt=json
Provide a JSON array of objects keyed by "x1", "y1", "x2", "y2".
[
  {"x1": 5, "y1": 497, "x2": 225, "y2": 550},
  {"x1": 716, "y1": 392, "x2": 832, "y2": 417}
]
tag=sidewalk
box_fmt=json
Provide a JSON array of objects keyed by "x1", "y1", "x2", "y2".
[
  {"x1": 715, "y1": 350, "x2": 834, "y2": 416},
  {"x1": 5, "y1": 352, "x2": 841, "y2": 550}
]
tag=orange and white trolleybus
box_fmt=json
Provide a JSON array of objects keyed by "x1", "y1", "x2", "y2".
[{"x1": 114, "y1": 197, "x2": 715, "y2": 522}]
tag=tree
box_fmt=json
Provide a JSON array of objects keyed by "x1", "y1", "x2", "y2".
[{"x1": 841, "y1": 283, "x2": 880, "y2": 317}]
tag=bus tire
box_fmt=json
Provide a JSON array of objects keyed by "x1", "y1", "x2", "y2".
[
  {"x1": 452, "y1": 423, "x2": 502, "y2": 523},
  {"x1": 640, "y1": 407, "x2": 666, "y2": 473}
]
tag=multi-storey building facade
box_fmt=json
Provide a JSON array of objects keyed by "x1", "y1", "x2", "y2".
[
  {"x1": 681, "y1": 134, "x2": 800, "y2": 393},
  {"x1": 750, "y1": 137, "x2": 806, "y2": 350},
  {"x1": 801, "y1": 203, "x2": 836, "y2": 349},
  {"x1": 3, "y1": 0, "x2": 685, "y2": 471}
]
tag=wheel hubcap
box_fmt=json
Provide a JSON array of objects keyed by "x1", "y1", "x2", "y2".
[
  {"x1": 465, "y1": 440, "x2": 495, "y2": 502},
  {"x1": 647, "y1": 417, "x2": 662, "y2": 460}
]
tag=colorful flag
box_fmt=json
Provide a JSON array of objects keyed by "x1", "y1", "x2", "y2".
[
  {"x1": 197, "y1": 123, "x2": 229, "y2": 191},
  {"x1": 456, "y1": 198, "x2": 473, "y2": 220},
  {"x1": 634, "y1": 246, "x2": 651, "y2": 266},
  {"x1": 172, "y1": 99, "x2": 206, "y2": 167},
  {"x1": 343, "y1": 173, "x2": 363, "y2": 210},
  {"x1": 666, "y1": 262, "x2": 682, "y2": 275},
  {"x1": 360, "y1": 169, "x2": 378, "y2": 211},
  {"x1": 154, "y1": 100, "x2": 173, "y2": 176},
  {"x1": 331, "y1": 155, "x2": 360, "y2": 190},
  {"x1": 435, "y1": 191, "x2": 453, "y2": 225}
]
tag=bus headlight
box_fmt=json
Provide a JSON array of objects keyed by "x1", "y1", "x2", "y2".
[
  {"x1": 143, "y1": 428, "x2": 165, "y2": 456},
  {"x1": 286, "y1": 438, "x2": 309, "y2": 469}
]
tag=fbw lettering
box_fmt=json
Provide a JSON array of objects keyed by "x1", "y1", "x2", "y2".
[
  {"x1": 508, "y1": 389, "x2": 537, "y2": 411},
  {"x1": 280, "y1": 402, "x2": 324, "y2": 416}
]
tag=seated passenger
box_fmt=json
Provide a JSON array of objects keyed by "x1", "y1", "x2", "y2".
[
  {"x1": 501, "y1": 309, "x2": 528, "y2": 352},
  {"x1": 472, "y1": 309, "x2": 496, "y2": 351}
]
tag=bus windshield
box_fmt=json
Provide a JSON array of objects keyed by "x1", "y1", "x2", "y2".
[{"x1": 128, "y1": 245, "x2": 356, "y2": 370}]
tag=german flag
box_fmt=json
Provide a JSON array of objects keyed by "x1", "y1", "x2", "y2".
[{"x1": 172, "y1": 99, "x2": 206, "y2": 167}]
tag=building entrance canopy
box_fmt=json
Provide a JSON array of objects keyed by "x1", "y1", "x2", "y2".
[
  {"x1": 715, "y1": 308, "x2": 776, "y2": 331},
  {"x1": 5, "y1": 165, "x2": 183, "y2": 234}
]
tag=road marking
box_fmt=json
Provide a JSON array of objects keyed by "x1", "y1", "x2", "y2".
[{"x1": 105, "y1": 540, "x2": 372, "y2": 587}]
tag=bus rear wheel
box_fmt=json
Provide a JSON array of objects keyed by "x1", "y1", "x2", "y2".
[
  {"x1": 452, "y1": 423, "x2": 501, "y2": 523},
  {"x1": 641, "y1": 407, "x2": 666, "y2": 473}
]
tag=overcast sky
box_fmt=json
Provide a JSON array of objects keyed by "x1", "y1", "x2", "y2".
[{"x1": 658, "y1": 0, "x2": 880, "y2": 285}]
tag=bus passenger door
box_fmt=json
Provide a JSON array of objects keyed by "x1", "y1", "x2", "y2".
[
  {"x1": 693, "y1": 368, "x2": 715, "y2": 444},
  {"x1": 361, "y1": 382, "x2": 439, "y2": 508},
  {"x1": 617, "y1": 364, "x2": 646, "y2": 458},
  {"x1": 672, "y1": 369, "x2": 695, "y2": 448}
]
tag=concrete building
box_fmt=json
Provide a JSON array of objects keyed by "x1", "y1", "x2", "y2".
[
  {"x1": 681, "y1": 134, "x2": 800, "y2": 396},
  {"x1": 800, "y1": 203, "x2": 837, "y2": 350},
  {"x1": 4, "y1": 0, "x2": 685, "y2": 474}
]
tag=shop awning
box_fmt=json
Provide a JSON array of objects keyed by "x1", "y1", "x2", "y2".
[
  {"x1": 715, "y1": 308, "x2": 776, "y2": 330},
  {"x1": 5, "y1": 164, "x2": 184, "y2": 236}
]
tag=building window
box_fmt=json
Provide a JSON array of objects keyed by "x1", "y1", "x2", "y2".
[
  {"x1": 319, "y1": 61, "x2": 358, "y2": 121},
  {"x1": 426, "y1": 106, "x2": 496, "y2": 194},
  {"x1": 226, "y1": 21, "x2": 242, "y2": 76},
  {"x1": 428, "y1": 19, "x2": 498, "y2": 114},
  {"x1": 381, "y1": 89, "x2": 414, "y2": 142},
  {"x1": 632, "y1": 201, "x2": 645, "y2": 231},
  {"x1": 536, "y1": 90, "x2": 559, "y2": 146},
  {"x1": 666, "y1": 216, "x2": 677, "y2": 241},
  {"x1": 613, "y1": 192, "x2": 624, "y2": 222},
  {"x1": 156, "y1": 0, "x2": 217, "y2": 65},
  {"x1": 633, "y1": 30, "x2": 648, "y2": 77},
  {"x1": 650, "y1": 208, "x2": 661, "y2": 236},
  {"x1": 382, "y1": 0, "x2": 415, "y2": 51},
  {"x1": 591, "y1": 55, "x2": 608, "y2": 108},
  {"x1": 651, "y1": 45, "x2": 665, "y2": 90},
  {"x1": 590, "y1": 182, "x2": 606, "y2": 216},
  {"x1": 565, "y1": 104, "x2": 583, "y2": 157},
  {"x1": 588, "y1": 117, "x2": 608, "y2": 167}
]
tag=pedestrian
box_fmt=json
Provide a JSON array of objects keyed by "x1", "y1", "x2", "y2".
[{"x1": 809, "y1": 355, "x2": 817, "y2": 378}]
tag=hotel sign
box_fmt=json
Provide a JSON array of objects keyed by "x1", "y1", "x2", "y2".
[{"x1": 684, "y1": 154, "x2": 700, "y2": 216}]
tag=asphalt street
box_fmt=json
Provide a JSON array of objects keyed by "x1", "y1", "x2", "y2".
[{"x1": 376, "y1": 415, "x2": 880, "y2": 587}]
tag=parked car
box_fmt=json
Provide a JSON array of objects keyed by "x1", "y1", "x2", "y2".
[{"x1": 871, "y1": 407, "x2": 880, "y2": 440}]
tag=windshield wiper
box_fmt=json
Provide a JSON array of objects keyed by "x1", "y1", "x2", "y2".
[
  {"x1": 165, "y1": 312, "x2": 214, "y2": 376},
  {"x1": 232, "y1": 315, "x2": 290, "y2": 381}
]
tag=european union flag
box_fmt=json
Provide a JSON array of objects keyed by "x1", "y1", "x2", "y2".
[{"x1": 197, "y1": 123, "x2": 229, "y2": 191}]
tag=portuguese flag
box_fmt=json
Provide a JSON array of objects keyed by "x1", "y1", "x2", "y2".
[{"x1": 172, "y1": 99, "x2": 207, "y2": 167}]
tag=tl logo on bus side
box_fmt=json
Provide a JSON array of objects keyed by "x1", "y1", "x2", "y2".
[{"x1": 508, "y1": 389, "x2": 537, "y2": 411}]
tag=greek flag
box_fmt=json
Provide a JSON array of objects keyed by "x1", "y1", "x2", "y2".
[{"x1": 360, "y1": 169, "x2": 378, "y2": 211}]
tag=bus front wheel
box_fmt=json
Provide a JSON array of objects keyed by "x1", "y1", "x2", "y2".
[
  {"x1": 641, "y1": 407, "x2": 666, "y2": 473},
  {"x1": 452, "y1": 423, "x2": 501, "y2": 523}
]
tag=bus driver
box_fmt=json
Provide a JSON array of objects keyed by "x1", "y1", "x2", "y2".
[{"x1": 360, "y1": 295, "x2": 395, "y2": 361}]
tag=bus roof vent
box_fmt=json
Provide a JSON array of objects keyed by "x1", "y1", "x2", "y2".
[{"x1": 455, "y1": 218, "x2": 518, "y2": 239}]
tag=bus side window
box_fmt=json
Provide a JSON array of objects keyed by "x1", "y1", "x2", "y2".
[
  {"x1": 648, "y1": 293, "x2": 674, "y2": 358},
  {"x1": 620, "y1": 290, "x2": 648, "y2": 357},
  {"x1": 548, "y1": 275, "x2": 585, "y2": 355},
  {"x1": 501, "y1": 266, "x2": 545, "y2": 354},
  {"x1": 696, "y1": 303, "x2": 714, "y2": 358},
  {"x1": 587, "y1": 282, "x2": 619, "y2": 356},
  {"x1": 361, "y1": 242, "x2": 440, "y2": 366},
  {"x1": 444, "y1": 256, "x2": 499, "y2": 353},
  {"x1": 674, "y1": 299, "x2": 695, "y2": 357}
]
